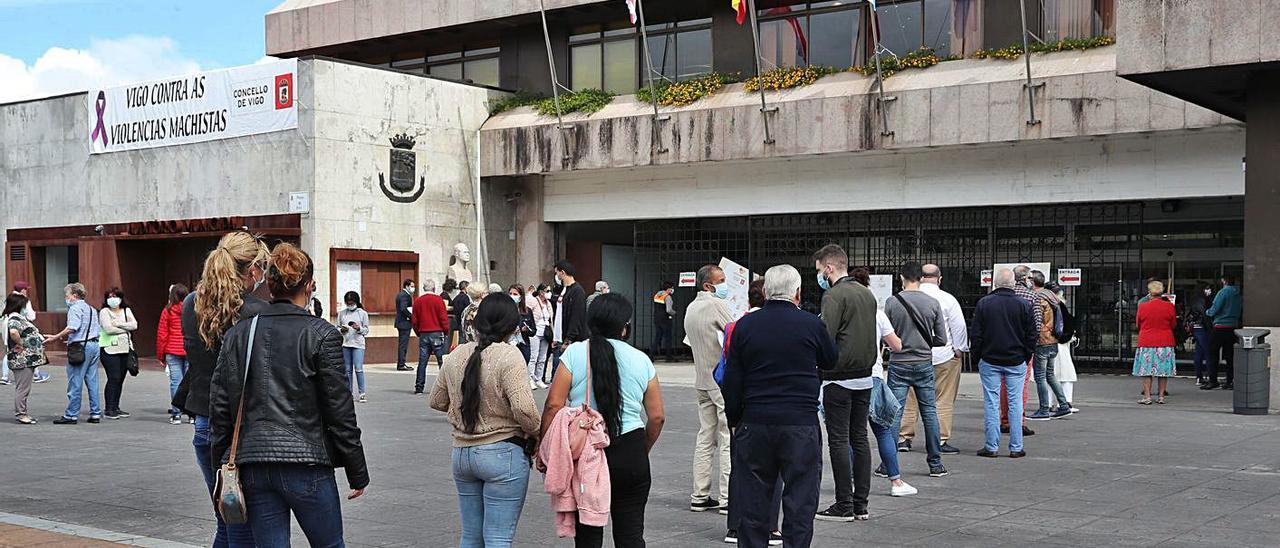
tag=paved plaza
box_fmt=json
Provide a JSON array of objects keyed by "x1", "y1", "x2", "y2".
[{"x1": 0, "y1": 359, "x2": 1278, "y2": 547}]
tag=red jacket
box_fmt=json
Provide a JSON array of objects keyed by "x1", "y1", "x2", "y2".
[
  {"x1": 412, "y1": 293, "x2": 450, "y2": 334},
  {"x1": 1136, "y1": 298, "x2": 1177, "y2": 348},
  {"x1": 156, "y1": 303, "x2": 186, "y2": 358}
]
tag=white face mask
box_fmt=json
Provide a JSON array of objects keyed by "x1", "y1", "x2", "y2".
[
  {"x1": 511, "y1": 295, "x2": 521, "y2": 303},
  {"x1": 106, "y1": 297, "x2": 122, "y2": 309},
  {"x1": 346, "y1": 304, "x2": 357, "y2": 311}
]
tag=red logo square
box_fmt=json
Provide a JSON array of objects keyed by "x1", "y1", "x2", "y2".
[{"x1": 274, "y1": 73, "x2": 293, "y2": 110}]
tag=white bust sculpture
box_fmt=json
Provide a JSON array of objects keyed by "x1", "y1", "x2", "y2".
[{"x1": 447, "y1": 243, "x2": 474, "y2": 284}]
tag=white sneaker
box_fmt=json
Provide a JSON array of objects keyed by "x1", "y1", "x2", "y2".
[
  {"x1": 530, "y1": 380, "x2": 539, "y2": 390},
  {"x1": 537, "y1": 380, "x2": 549, "y2": 389},
  {"x1": 358, "y1": 394, "x2": 368, "y2": 403},
  {"x1": 890, "y1": 482, "x2": 918, "y2": 497}
]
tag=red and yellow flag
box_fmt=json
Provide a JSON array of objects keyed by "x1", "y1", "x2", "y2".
[{"x1": 731, "y1": 0, "x2": 747, "y2": 25}]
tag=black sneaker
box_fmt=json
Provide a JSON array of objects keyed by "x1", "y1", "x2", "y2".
[
  {"x1": 104, "y1": 412, "x2": 121, "y2": 420},
  {"x1": 1223, "y1": 383, "x2": 1234, "y2": 390},
  {"x1": 768, "y1": 531, "x2": 783, "y2": 546},
  {"x1": 1022, "y1": 425, "x2": 1036, "y2": 436},
  {"x1": 939, "y1": 443, "x2": 960, "y2": 455},
  {"x1": 412, "y1": 389, "x2": 424, "y2": 395},
  {"x1": 691, "y1": 499, "x2": 721, "y2": 512},
  {"x1": 976, "y1": 448, "x2": 998, "y2": 458},
  {"x1": 87, "y1": 415, "x2": 101, "y2": 424},
  {"x1": 723, "y1": 530, "x2": 738, "y2": 544},
  {"x1": 53, "y1": 416, "x2": 77, "y2": 425},
  {"x1": 1201, "y1": 382, "x2": 1220, "y2": 390},
  {"x1": 1009, "y1": 450, "x2": 1027, "y2": 458},
  {"x1": 929, "y1": 465, "x2": 950, "y2": 477},
  {"x1": 896, "y1": 440, "x2": 911, "y2": 453},
  {"x1": 873, "y1": 464, "x2": 888, "y2": 478},
  {"x1": 815, "y1": 503, "x2": 856, "y2": 522},
  {"x1": 853, "y1": 506, "x2": 870, "y2": 521},
  {"x1": 115, "y1": 410, "x2": 131, "y2": 418},
  {"x1": 396, "y1": 366, "x2": 412, "y2": 371}
]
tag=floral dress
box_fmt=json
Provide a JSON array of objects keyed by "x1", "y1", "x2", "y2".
[{"x1": 5, "y1": 313, "x2": 46, "y2": 370}]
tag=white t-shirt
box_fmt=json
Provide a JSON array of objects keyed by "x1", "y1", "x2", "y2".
[{"x1": 822, "y1": 309, "x2": 895, "y2": 392}]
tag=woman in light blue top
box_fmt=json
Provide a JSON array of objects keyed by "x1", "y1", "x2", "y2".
[
  {"x1": 542, "y1": 293, "x2": 665, "y2": 548},
  {"x1": 336, "y1": 290, "x2": 370, "y2": 403}
]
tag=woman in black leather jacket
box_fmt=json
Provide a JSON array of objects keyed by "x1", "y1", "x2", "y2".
[{"x1": 210, "y1": 243, "x2": 368, "y2": 547}]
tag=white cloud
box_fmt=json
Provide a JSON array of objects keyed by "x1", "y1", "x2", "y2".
[{"x1": 0, "y1": 36, "x2": 202, "y2": 103}]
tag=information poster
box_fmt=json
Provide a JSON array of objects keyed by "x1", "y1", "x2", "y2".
[
  {"x1": 718, "y1": 257, "x2": 751, "y2": 320},
  {"x1": 870, "y1": 275, "x2": 893, "y2": 309},
  {"x1": 336, "y1": 261, "x2": 362, "y2": 301}
]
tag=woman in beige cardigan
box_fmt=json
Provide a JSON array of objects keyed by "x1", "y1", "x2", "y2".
[{"x1": 98, "y1": 287, "x2": 137, "y2": 420}]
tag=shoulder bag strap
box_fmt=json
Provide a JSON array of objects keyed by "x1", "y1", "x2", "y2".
[
  {"x1": 227, "y1": 315, "x2": 259, "y2": 467},
  {"x1": 583, "y1": 341, "x2": 593, "y2": 410},
  {"x1": 894, "y1": 294, "x2": 934, "y2": 342}
]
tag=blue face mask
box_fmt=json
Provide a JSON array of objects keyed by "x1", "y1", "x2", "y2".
[
  {"x1": 65, "y1": 299, "x2": 73, "y2": 308},
  {"x1": 713, "y1": 282, "x2": 730, "y2": 299},
  {"x1": 817, "y1": 272, "x2": 832, "y2": 291}
]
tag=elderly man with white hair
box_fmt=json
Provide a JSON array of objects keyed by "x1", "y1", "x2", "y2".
[
  {"x1": 586, "y1": 280, "x2": 609, "y2": 309},
  {"x1": 722, "y1": 264, "x2": 838, "y2": 548},
  {"x1": 970, "y1": 268, "x2": 1039, "y2": 458}
]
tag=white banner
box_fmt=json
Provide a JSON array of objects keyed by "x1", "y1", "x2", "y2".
[
  {"x1": 87, "y1": 59, "x2": 298, "y2": 154},
  {"x1": 992, "y1": 262, "x2": 1051, "y2": 291}
]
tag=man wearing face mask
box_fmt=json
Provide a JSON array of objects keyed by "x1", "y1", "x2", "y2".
[
  {"x1": 685, "y1": 264, "x2": 736, "y2": 517},
  {"x1": 549, "y1": 261, "x2": 589, "y2": 375},
  {"x1": 811, "y1": 244, "x2": 879, "y2": 522}
]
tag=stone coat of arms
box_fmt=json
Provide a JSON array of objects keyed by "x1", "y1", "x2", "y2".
[{"x1": 380, "y1": 133, "x2": 426, "y2": 203}]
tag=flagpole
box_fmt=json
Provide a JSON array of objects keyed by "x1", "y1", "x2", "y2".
[
  {"x1": 744, "y1": 0, "x2": 775, "y2": 145},
  {"x1": 537, "y1": 0, "x2": 572, "y2": 164},
  {"x1": 868, "y1": 0, "x2": 893, "y2": 137},
  {"x1": 1018, "y1": 0, "x2": 1042, "y2": 126},
  {"x1": 635, "y1": 0, "x2": 669, "y2": 156}
]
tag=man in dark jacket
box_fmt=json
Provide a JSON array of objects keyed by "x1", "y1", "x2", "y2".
[
  {"x1": 552, "y1": 260, "x2": 589, "y2": 347},
  {"x1": 812, "y1": 244, "x2": 878, "y2": 522},
  {"x1": 395, "y1": 278, "x2": 415, "y2": 371},
  {"x1": 971, "y1": 268, "x2": 1038, "y2": 458},
  {"x1": 723, "y1": 264, "x2": 837, "y2": 548}
]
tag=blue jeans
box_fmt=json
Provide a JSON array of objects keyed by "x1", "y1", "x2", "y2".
[
  {"x1": 887, "y1": 362, "x2": 942, "y2": 469},
  {"x1": 63, "y1": 341, "x2": 102, "y2": 419},
  {"x1": 452, "y1": 442, "x2": 531, "y2": 548},
  {"x1": 166, "y1": 355, "x2": 189, "y2": 417},
  {"x1": 1191, "y1": 327, "x2": 1210, "y2": 379},
  {"x1": 242, "y1": 463, "x2": 345, "y2": 548},
  {"x1": 1033, "y1": 345, "x2": 1068, "y2": 412},
  {"x1": 979, "y1": 361, "x2": 1028, "y2": 452},
  {"x1": 193, "y1": 415, "x2": 256, "y2": 547},
  {"x1": 416, "y1": 332, "x2": 446, "y2": 392},
  {"x1": 342, "y1": 347, "x2": 366, "y2": 395},
  {"x1": 868, "y1": 420, "x2": 900, "y2": 481}
]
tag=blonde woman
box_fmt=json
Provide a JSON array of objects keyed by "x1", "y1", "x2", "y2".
[
  {"x1": 175, "y1": 231, "x2": 269, "y2": 547},
  {"x1": 1134, "y1": 281, "x2": 1177, "y2": 405}
]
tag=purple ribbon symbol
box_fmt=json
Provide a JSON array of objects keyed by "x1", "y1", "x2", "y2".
[{"x1": 91, "y1": 90, "x2": 108, "y2": 147}]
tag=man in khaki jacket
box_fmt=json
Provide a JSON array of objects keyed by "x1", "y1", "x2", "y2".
[{"x1": 684, "y1": 264, "x2": 736, "y2": 516}]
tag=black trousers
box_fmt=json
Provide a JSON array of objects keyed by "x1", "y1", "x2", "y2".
[
  {"x1": 396, "y1": 328, "x2": 410, "y2": 368},
  {"x1": 576, "y1": 428, "x2": 651, "y2": 548},
  {"x1": 822, "y1": 384, "x2": 871, "y2": 513},
  {"x1": 100, "y1": 351, "x2": 128, "y2": 414},
  {"x1": 1208, "y1": 327, "x2": 1237, "y2": 384},
  {"x1": 651, "y1": 322, "x2": 673, "y2": 362},
  {"x1": 731, "y1": 423, "x2": 822, "y2": 548},
  {"x1": 727, "y1": 464, "x2": 782, "y2": 532}
]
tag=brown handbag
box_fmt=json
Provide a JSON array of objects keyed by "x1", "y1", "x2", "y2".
[{"x1": 213, "y1": 316, "x2": 259, "y2": 525}]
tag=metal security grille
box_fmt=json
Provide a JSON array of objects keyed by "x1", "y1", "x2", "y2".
[{"x1": 631, "y1": 202, "x2": 1146, "y2": 370}]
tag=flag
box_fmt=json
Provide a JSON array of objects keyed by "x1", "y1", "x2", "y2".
[
  {"x1": 625, "y1": 0, "x2": 638, "y2": 24},
  {"x1": 731, "y1": 0, "x2": 747, "y2": 25}
]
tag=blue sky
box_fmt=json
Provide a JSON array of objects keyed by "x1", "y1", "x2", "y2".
[{"x1": 0, "y1": 0, "x2": 283, "y2": 102}]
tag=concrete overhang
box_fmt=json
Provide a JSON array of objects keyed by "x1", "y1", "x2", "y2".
[
  {"x1": 480, "y1": 48, "x2": 1239, "y2": 177},
  {"x1": 266, "y1": 0, "x2": 610, "y2": 57},
  {"x1": 1114, "y1": 0, "x2": 1280, "y2": 121}
]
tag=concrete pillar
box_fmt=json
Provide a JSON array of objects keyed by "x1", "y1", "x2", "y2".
[
  {"x1": 513, "y1": 175, "x2": 555, "y2": 285},
  {"x1": 1244, "y1": 71, "x2": 1280, "y2": 412},
  {"x1": 712, "y1": 3, "x2": 756, "y2": 77}
]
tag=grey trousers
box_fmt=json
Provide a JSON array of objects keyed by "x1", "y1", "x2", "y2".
[{"x1": 12, "y1": 366, "x2": 33, "y2": 416}]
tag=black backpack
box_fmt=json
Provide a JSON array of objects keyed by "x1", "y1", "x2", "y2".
[{"x1": 1054, "y1": 302, "x2": 1076, "y2": 344}]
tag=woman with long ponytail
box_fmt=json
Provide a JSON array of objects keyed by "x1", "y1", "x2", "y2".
[
  {"x1": 175, "y1": 231, "x2": 269, "y2": 548},
  {"x1": 541, "y1": 293, "x2": 666, "y2": 548},
  {"x1": 430, "y1": 295, "x2": 541, "y2": 548}
]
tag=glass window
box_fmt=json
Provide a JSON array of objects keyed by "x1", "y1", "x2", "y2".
[
  {"x1": 759, "y1": 13, "x2": 806, "y2": 69},
  {"x1": 922, "y1": 0, "x2": 952, "y2": 57},
  {"x1": 603, "y1": 39, "x2": 637, "y2": 93},
  {"x1": 465, "y1": 57, "x2": 499, "y2": 87},
  {"x1": 809, "y1": 7, "x2": 859, "y2": 67},
  {"x1": 42, "y1": 246, "x2": 78, "y2": 312},
  {"x1": 429, "y1": 63, "x2": 463, "y2": 80},
  {"x1": 876, "y1": 0, "x2": 923, "y2": 56},
  {"x1": 571, "y1": 43, "x2": 604, "y2": 90},
  {"x1": 391, "y1": 57, "x2": 425, "y2": 73},
  {"x1": 647, "y1": 33, "x2": 676, "y2": 81},
  {"x1": 676, "y1": 28, "x2": 711, "y2": 79}
]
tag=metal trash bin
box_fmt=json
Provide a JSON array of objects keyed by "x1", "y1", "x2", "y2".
[{"x1": 1233, "y1": 328, "x2": 1271, "y2": 415}]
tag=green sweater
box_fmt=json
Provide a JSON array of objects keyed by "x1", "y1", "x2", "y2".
[{"x1": 819, "y1": 278, "x2": 879, "y2": 381}]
